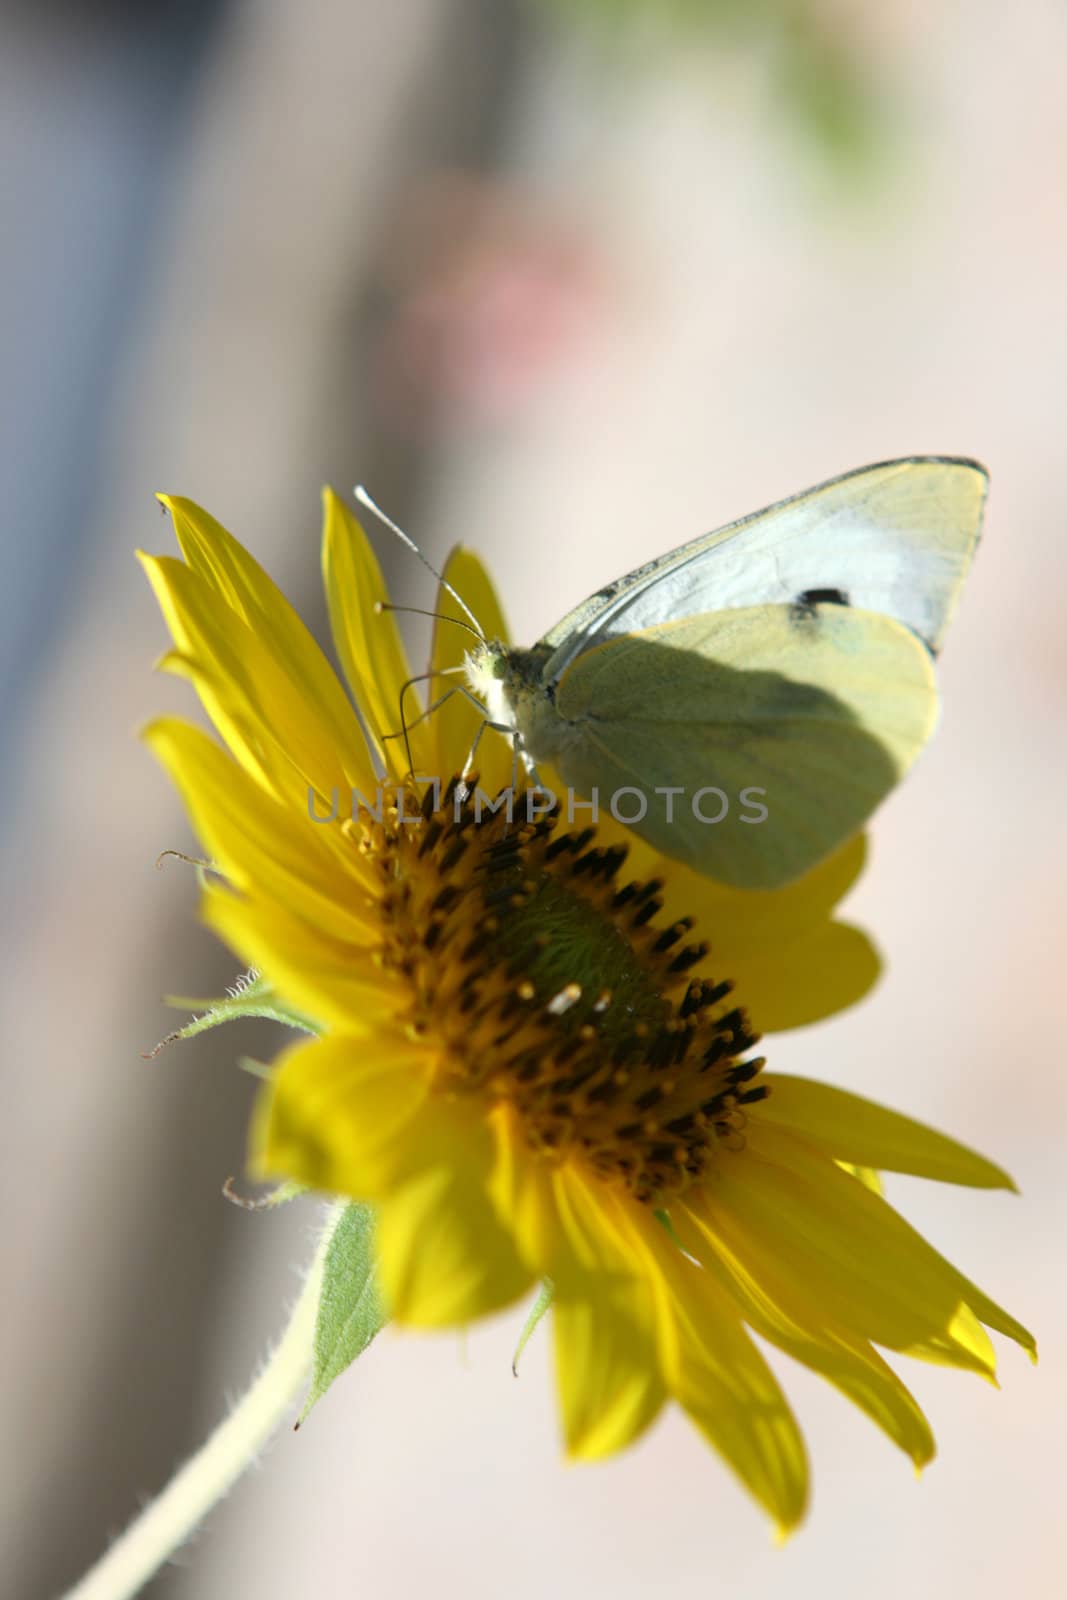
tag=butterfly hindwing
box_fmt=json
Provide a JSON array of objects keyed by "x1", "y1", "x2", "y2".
[{"x1": 550, "y1": 602, "x2": 938, "y2": 888}]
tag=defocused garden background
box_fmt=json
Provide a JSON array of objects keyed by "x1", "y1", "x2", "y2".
[{"x1": 2, "y1": 1, "x2": 1065, "y2": 1595}]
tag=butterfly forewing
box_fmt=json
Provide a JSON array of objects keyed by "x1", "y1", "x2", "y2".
[{"x1": 540, "y1": 458, "x2": 986, "y2": 682}]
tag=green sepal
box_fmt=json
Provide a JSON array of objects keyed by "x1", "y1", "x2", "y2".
[
  {"x1": 151, "y1": 971, "x2": 321, "y2": 1056},
  {"x1": 512, "y1": 1279, "x2": 554, "y2": 1375},
  {"x1": 654, "y1": 1207, "x2": 688, "y2": 1251},
  {"x1": 222, "y1": 1175, "x2": 306, "y2": 1210},
  {"x1": 301, "y1": 1202, "x2": 387, "y2": 1422},
  {"x1": 236, "y1": 1056, "x2": 273, "y2": 1081}
]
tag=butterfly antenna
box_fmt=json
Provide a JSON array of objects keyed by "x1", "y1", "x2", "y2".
[
  {"x1": 354, "y1": 485, "x2": 485, "y2": 638},
  {"x1": 376, "y1": 601, "x2": 484, "y2": 641}
]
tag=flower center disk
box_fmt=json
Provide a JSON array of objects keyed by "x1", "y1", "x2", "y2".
[{"x1": 363, "y1": 780, "x2": 768, "y2": 1206}]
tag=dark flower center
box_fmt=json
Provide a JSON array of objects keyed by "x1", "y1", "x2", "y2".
[{"x1": 363, "y1": 780, "x2": 768, "y2": 1205}]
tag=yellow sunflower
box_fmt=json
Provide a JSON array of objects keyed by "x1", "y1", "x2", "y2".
[{"x1": 142, "y1": 489, "x2": 1033, "y2": 1535}]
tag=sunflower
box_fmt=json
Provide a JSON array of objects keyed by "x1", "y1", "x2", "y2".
[{"x1": 142, "y1": 490, "x2": 1033, "y2": 1535}]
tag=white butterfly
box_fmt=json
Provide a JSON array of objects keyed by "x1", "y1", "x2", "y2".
[{"x1": 458, "y1": 457, "x2": 986, "y2": 889}]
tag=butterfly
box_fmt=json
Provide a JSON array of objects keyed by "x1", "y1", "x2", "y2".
[{"x1": 458, "y1": 457, "x2": 986, "y2": 889}]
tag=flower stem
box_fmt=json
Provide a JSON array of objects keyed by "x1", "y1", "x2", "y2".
[{"x1": 61, "y1": 1208, "x2": 339, "y2": 1600}]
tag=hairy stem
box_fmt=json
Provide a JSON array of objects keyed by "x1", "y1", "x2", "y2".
[{"x1": 61, "y1": 1208, "x2": 340, "y2": 1600}]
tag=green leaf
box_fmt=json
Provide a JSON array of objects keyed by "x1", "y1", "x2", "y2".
[{"x1": 301, "y1": 1202, "x2": 387, "y2": 1421}]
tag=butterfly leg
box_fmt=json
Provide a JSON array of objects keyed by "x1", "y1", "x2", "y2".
[
  {"x1": 462, "y1": 712, "x2": 515, "y2": 780},
  {"x1": 383, "y1": 683, "x2": 466, "y2": 742},
  {"x1": 389, "y1": 666, "x2": 469, "y2": 776}
]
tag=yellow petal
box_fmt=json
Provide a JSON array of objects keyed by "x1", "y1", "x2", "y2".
[
  {"x1": 729, "y1": 918, "x2": 881, "y2": 1033},
  {"x1": 758, "y1": 1076, "x2": 1017, "y2": 1189},
  {"x1": 633, "y1": 1208, "x2": 809, "y2": 1535},
  {"x1": 142, "y1": 552, "x2": 371, "y2": 801},
  {"x1": 753, "y1": 1121, "x2": 1035, "y2": 1361},
  {"x1": 676, "y1": 1202, "x2": 935, "y2": 1469},
  {"x1": 430, "y1": 546, "x2": 514, "y2": 795},
  {"x1": 661, "y1": 831, "x2": 869, "y2": 954},
  {"x1": 144, "y1": 718, "x2": 371, "y2": 944},
  {"x1": 321, "y1": 488, "x2": 432, "y2": 780},
  {"x1": 142, "y1": 556, "x2": 285, "y2": 797},
  {"x1": 157, "y1": 496, "x2": 375, "y2": 789},
  {"x1": 901, "y1": 1301, "x2": 997, "y2": 1375},
  {"x1": 942, "y1": 1266, "x2": 1037, "y2": 1363},
  {"x1": 838, "y1": 1163, "x2": 883, "y2": 1196},
  {"x1": 642, "y1": 812, "x2": 879, "y2": 1031},
  {"x1": 489, "y1": 1132, "x2": 652, "y2": 1301},
  {"x1": 704, "y1": 1121, "x2": 1031, "y2": 1371},
  {"x1": 486, "y1": 1101, "x2": 564, "y2": 1276},
  {"x1": 548, "y1": 1163, "x2": 649, "y2": 1288},
  {"x1": 374, "y1": 1104, "x2": 532, "y2": 1326},
  {"x1": 553, "y1": 1287, "x2": 666, "y2": 1461},
  {"x1": 253, "y1": 1032, "x2": 435, "y2": 1197},
  {"x1": 202, "y1": 884, "x2": 400, "y2": 1033}
]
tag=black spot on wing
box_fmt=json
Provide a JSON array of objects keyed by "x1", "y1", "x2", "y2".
[
  {"x1": 789, "y1": 587, "x2": 851, "y2": 626},
  {"x1": 786, "y1": 586, "x2": 940, "y2": 657}
]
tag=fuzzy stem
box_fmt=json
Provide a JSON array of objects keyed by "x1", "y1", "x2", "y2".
[{"x1": 61, "y1": 1208, "x2": 340, "y2": 1600}]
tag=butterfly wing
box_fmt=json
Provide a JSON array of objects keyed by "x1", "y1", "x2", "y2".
[
  {"x1": 550, "y1": 603, "x2": 937, "y2": 889},
  {"x1": 541, "y1": 457, "x2": 986, "y2": 680}
]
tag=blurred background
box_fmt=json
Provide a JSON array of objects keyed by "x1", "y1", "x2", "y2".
[{"x1": 2, "y1": 0, "x2": 1065, "y2": 1595}]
